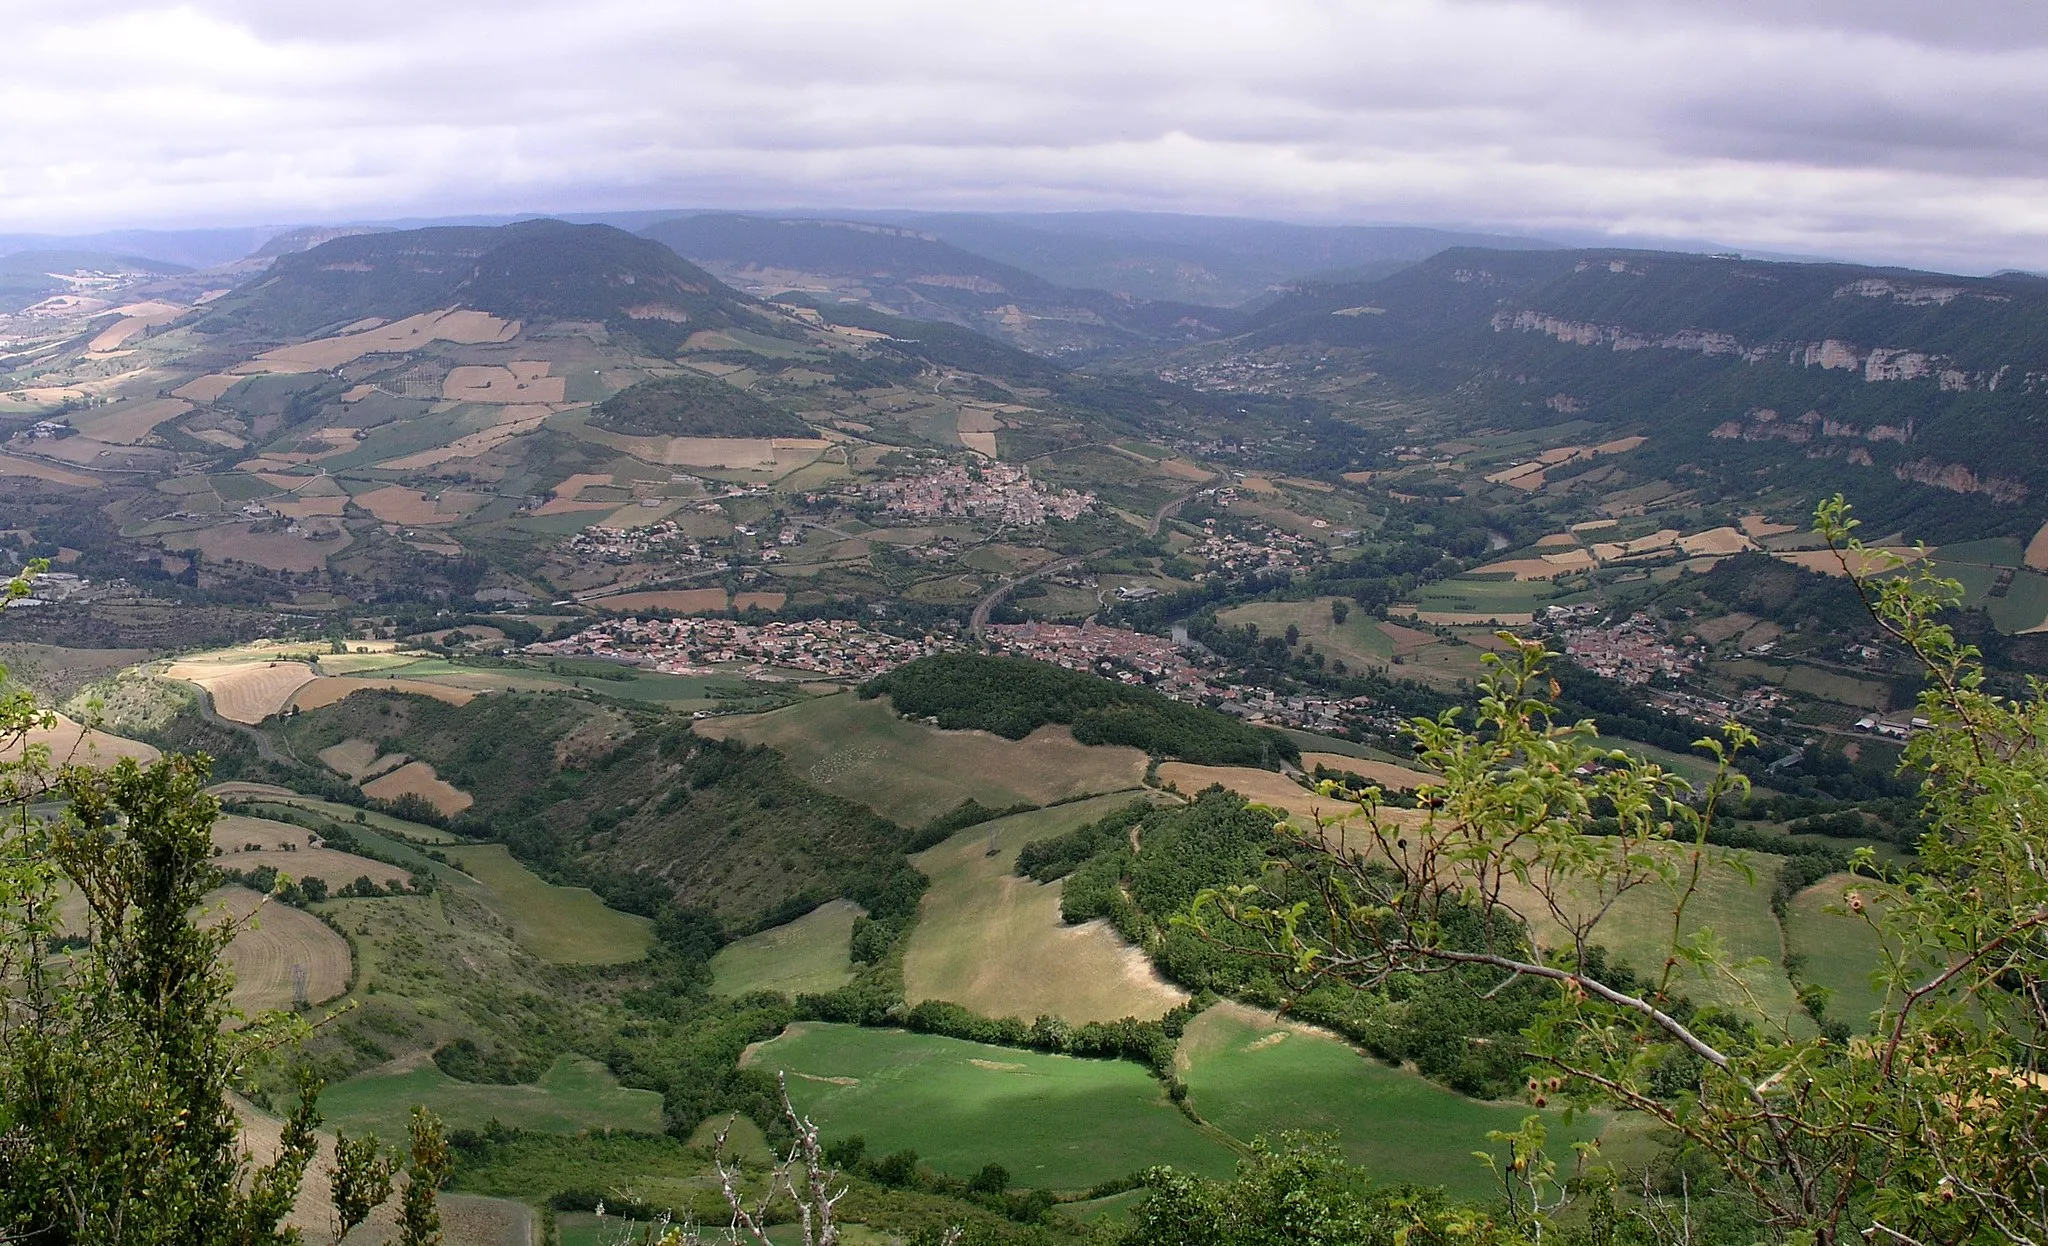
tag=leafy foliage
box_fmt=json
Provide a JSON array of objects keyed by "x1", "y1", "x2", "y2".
[{"x1": 862, "y1": 653, "x2": 1298, "y2": 767}]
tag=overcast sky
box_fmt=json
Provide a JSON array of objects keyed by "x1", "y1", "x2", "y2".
[{"x1": 7, "y1": 0, "x2": 2048, "y2": 272}]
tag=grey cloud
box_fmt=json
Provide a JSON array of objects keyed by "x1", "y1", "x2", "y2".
[{"x1": 2, "y1": 0, "x2": 2047, "y2": 273}]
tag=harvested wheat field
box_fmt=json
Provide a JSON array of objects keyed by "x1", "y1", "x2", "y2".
[
  {"x1": 86, "y1": 304, "x2": 184, "y2": 352},
  {"x1": 170, "y1": 525, "x2": 346, "y2": 573},
  {"x1": 1156, "y1": 764, "x2": 1328, "y2": 818},
  {"x1": 377, "y1": 404, "x2": 553, "y2": 470},
  {"x1": 236, "y1": 309, "x2": 517, "y2": 373},
  {"x1": 1775, "y1": 547, "x2": 1927, "y2": 577},
  {"x1": 441, "y1": 362, "x2": 566, "y2": 403},
  {"x1": 1741, "y1": 513, "x2": 1799, "y2": 539},
  {"x1": 1535, "y1": 532, "x2": 1580, "y2": 547},
  {"x1": 0, "y1": 714, "x2": 159, "y2": 766},
  {"x1": 172, "y1": 373, "x2": 242, "y2": 403},
  {"x1": 1678, "y1": 527, "x2": 1756, "y2": 557},
  {"x1": 362, "y1": 760, "x2": 472, "y2": 817},
  {"x1": 733, "y1": 591, "x2": 787, "y2": 611},
  {"x1": 2026, "y1": 520, "x2": 2048, "y2": 573},
  {"x1": 595, "y1": 588, "x2": 730, "y2": 612},
  {"x1": 208, "y1": 887, "x2": 350, "y2": 1013},
  {"x1": 229, "y1": 847, "x2": 413, "y2": 890},
  {"x1": 316, "y1": 737, "x2": 382, "y2": 779},
  {"x1": 76, "y1": 397, "x2": 191, "y2": 444},
  {"x1": 0, "y1": 454, "x2": 102, "y2": 487},
  {"x1": 273, "y1": 494, "x2": 348, "y2": 519},
  {"x1": 354, "y1": 485, "x2": 455, "y2": 525},
  {"x1": 291, "y1": 677, "x2": 477, "y2": 711},
  {"x1": 214, "y1": 813, "x2": 316, "y2": 852},
  {"x1": 164, "y1": 657, "x2": 318, "y2": 723},
  {"x1": 1298, "y1": 753, "x2": 1438, "y2": 791}
]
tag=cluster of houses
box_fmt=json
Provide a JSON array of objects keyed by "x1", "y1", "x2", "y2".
[
  {"x1": 866, "y1": 462, "x2": 1094, "y2": 525},
  {"x1": 1185, "y1": 517, "x2": 1327, "y2": 576},
  {"x1": 1558, "y1": 612, "x2": 1702, "y2": 685},
  {"x1": 527, "y1": 616, "x2": 946, "y2": 679}
]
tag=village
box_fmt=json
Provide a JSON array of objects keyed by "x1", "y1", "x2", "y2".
[
  {"x1": 526, "y1": 615, "x2": 947, "y2": 680},
  {"x1": 866, "y1": 461, "x2": 1095, "y2": 525},
  {"x1": 1184, "y1": 515, "x2": 1331, "y2": 576}
]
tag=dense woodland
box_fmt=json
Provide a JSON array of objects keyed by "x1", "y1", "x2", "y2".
[{"x1": 863, "y1": 652, "x2": 1300, "y2": 767}]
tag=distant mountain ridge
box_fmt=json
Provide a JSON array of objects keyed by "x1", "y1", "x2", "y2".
[
  {"x1": 642, "y1": 212, "x2": 1241, "y2": 355},
  {"x1": 842, "y1": 210, "x2": 1561, "y2": 306},
  {"x1": 1226, "y1": 247, "x2": 2048, "y2": 532},
  {"x1": 198, "y1": 219, "x2": 775, "y2": 352}
]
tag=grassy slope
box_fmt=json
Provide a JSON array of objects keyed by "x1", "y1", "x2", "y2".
[
  {"x1": 1176, "y1": 1003, "x2": 1589, "y2": 1201},
  {"x1": 317, "y1": 1054, "x2": 663, "y2": 1139},
  {"x1": 696, "y1": 692, "x2": 1147, "y2": 825},
  {"x1": 440, "y1": 844, "x2": 652, "y2": 965},
  {"x1": 749, "y1": 1023, "x2": 1241, "y2": 1190},
  {"x1": 1783, "y1": 872, "x2": 1894, "y2": 1033},
  {"x1": 1520, "y1": 843, "x2": 1810, "y2": 1031},
  {"x1": 710, "y1": 898, "x2": 862, "y2": 996},
  {"x1": 902, "y1": 794, "x2": 1188, "y2": 1025}
]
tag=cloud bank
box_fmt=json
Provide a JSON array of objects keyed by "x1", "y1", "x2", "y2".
[{"x1": 5, "y1": 0, "x2": 2047, "y2": 271}]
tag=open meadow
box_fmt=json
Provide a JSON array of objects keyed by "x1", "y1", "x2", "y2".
[
  {"x1": 710, "y1": 898, "x2": 862, "y2": 996},
  {"x1": 903, "y1": 795, "x2": 1188, "y2": 1025},
  {"x1": 439, "y1": 844, "x2": 652, "y2": 965},
  {"x1": 317, "y1": 1053, "x2": 664, "y2": 1140},
  {"x1": 1177, "y1": 1002, "x2": 1589, "y2": 1200},
  {"x1": 746, "y1": 1023, "x2": 1240, "y2": 1189},
  {"x1": 696, "y1": 693, "x2": 1148, "y2": 825},
  {"x1": 1784, "y1": 873, "x2": 1894, "y2": 1032}
]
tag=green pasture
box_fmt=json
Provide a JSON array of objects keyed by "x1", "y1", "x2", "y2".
[
  {"x1": 710, "y1": 899, "x2": 861, "y2": 996},
  {"x1": 1410, "y1": 577, "x2": 1552, "y2": 614},
  {"x1": 1177, "y1": 1004, "x2": 1589, "y2": 1200},
  {"x1": 440, "y1": 844, "x2": 653, "y2": 965},
  {"x1": 749, "y1": 1024, "x2": 1240, "y2": 1190},
  {"x1": 319, "y1": 1054, "x2": 663, "y2": 1139},
  {"x1": 1784, "y1": 873, "x2": 1894, "y2": 1033},
  {"x1": 1556, "y1": 844, "x2": 1809, "y2": 1030},
  {"x1": 1988, "y1": 569, "x2": 2048, "y2": 634}
]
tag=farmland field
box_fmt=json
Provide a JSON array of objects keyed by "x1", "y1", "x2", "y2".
[
  {"x1": 439, "y1": 844, "x2": 652, "y2": 964},
  {"x1": 209, "y1": 886, "x2": 351, "y2": 1014},
  {"x1": 746, "y1": 1023, "x2": 1240, "y2": 1189},
  {"x1": 0, "y1": 713, "x2": 158, "y2": 766},
  {"x1": 697, "y1": 693, "x2": 1148, "y2": 825},
  {"x1": 903, "y1": 795, "x2": 1188, "y2": 1024},
  {"x1": 710, "y1": 898, "x2": 861, "y2": 996},
  {"x1": 361, "y1": 758, "x2": 472, "y2": 816},
  {"x1": 1177, "y1": 1002, "x2": 1589, "y2": 1200},
  {"x1": 291, "y1": 676, "x2": 477, "y2": 711},
  {"x1": 162, "y1": 654, "x2": 319, "y2": 723},
  {"x1": 318, "y1": 1054, "x2": 664, "y2": 1140}
]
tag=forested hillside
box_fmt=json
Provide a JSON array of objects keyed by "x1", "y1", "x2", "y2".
[{"x1": 862, "y1": 653, "x2": 1299, "y2": 767}]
